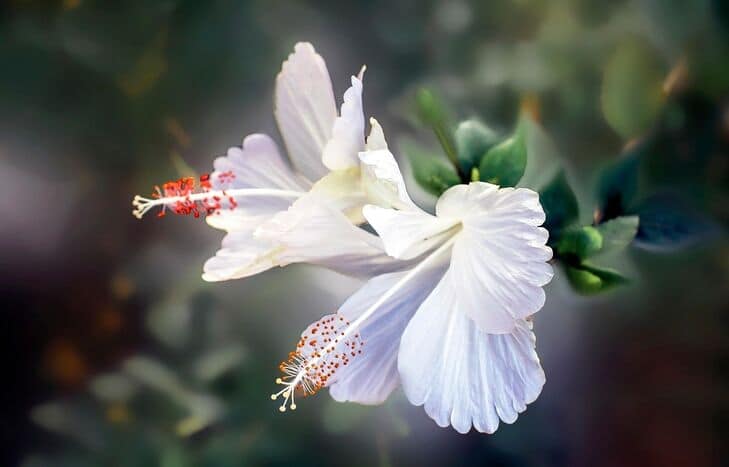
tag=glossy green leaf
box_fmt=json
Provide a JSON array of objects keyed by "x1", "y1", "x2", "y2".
[
  {"x1": 405, "y1": 142, "x2": 460, "y2": 196},
  {"x1": 539, "y1": 171, "x2": 578, "y2": 240},
  {"x1": 454, "y1": 119, "x2": 500, "y2": 175},
  {"x1": 564, "y1": 262, "x2": 629, "y2": 295},
  {"x1": 479, "y1": 124, "x2": 527, "y2": 187}
]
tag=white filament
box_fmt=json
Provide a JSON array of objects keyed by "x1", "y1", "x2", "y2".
[{"x1": 132, "y1": 188, "x2": 304, "y2": 219}]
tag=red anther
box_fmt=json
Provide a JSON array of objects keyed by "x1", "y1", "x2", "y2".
[
  {"x1": 199, "y1": 173, "x2": 212, "y2": 191},
  {"x1": 217, "y1": 170, "x2": 236, "y2": 184},
  {"x1": 145, "y1": 172, "x2": 233, "y2": 219}
]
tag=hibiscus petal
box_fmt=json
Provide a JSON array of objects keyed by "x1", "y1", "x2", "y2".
[
  {"x1": 202, "y1": 229, "x2": 279, "y2": 281},
  {"x1": 275, "y1": 42, "x2": 337, "y2": 182},
  {"x1": 359, "y1": 146, "x2": 418, "y2": 210},
  {"x1": 256, "y1": 195, "x2": 404, "y2": 277},
  {"x1": 206, "y1": 134, "x2": 306, "y2": 231},
  {"x1": 363, "y1": 205, "x2": 459, "y2": 260},
  {"x1": 328, "y1": 263, "x2": 446, "y2": 404},
  {"x1": 322, "y1": 75, "x2": 366, "y2": 171},
  {"x1": 398, "y1": 278, "x2": 545, "y2": 434},
  {"x1": 308, "y1": 169, "x2": 368, "y2": 224},
  {"x1": 439, "y1": 183, "x2": 553, "y2": 333},
  {"x1": 365, "y1": 117, "x2": 388, "y2": 151}
]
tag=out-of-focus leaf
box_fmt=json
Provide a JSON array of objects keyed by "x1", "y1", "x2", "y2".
[
  {"x1": 564, "y1": 262, "x2": 629, "y2": 295},
  {"x1": 539, "y1": 171, "x2": 578, "y2": 240},
  {"x1": 594, "y1": 216, "x2": 639, "y2": 256},
  {"x1": 518, "y1": 117, "x2": 562, "y2": 191},
  {"x1": 557, "y1": 226, "x2": 603, "y2": 259},
  {"x1": 633, "y1": 194, "x2": 719, "y2": 251},
  {"x1": 414, "y1": 88, "x2": 458, "y2": 170},
  {"x1": 405, "y1": 142, "x2": 460, "y2": 196},
  {"x1": 193, "y1": 345, "x2": 246, "y2": 382},
  {"x1": 454, "y1": 119, "x2": 499, "y2": 174},
  {"x1": 479, "y1": 123, "x2": 526, "y2": 187},
  {"x1": 601, "y1": 39, "x2": 665, "y2": 139},
  {"x1": 596, "y1": 148, "x2": 642, "y2": 221},
  {"x1": 30, "y1": 402, "x2": 106, "y2": 449},
  {"x1": 116, "y1": 31, "x2": 168, "y2": 96},
  {"x1": 161, "y1": 445, "x2": 192, "y2": 467},
  {"x1": 89, "y1": 372, "x2": 139, "y2": 403},
  {"x1": 123, "y1": 357, "x2": 223, "y2": 436}
]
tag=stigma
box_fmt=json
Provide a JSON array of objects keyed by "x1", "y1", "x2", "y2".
[
  {"x1": 132, "y1": 171, "x2": 303, "y2": 219},
  {"x1": 132, "y1": 172, "x2": 237, "y2": 219},
  {"x1": 271, "y1": 313, "x2": 364, "y2": 412}
]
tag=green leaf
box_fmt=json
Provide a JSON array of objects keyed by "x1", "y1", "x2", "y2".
[
  {"x1": 601, "y1": 39, "x2": 665, "y2": 139},
  {"x1": 539, "y1": 171, "x2": 578, "y2": 239},
  {"x1": 518, "y1": 117, "x2": 562, "y2": 191},
  {"x1": 594, "y1": 215, "x2": 639, "y2": 256},
  {"x1": 454, "y1": 119, "x2": 500, "y2": 175},
  {"x1": 405, "y1": 142, "x2": 460, "y2": 196},
  {"x1": 565, "y1": 262, "x2": 629, "y2": 295},
  {"x1": 479, "y1": 123, "x2": 527, "y2": 187},
  {"x1": 557, "y1": 226, "x2": 603, "y2": 259}
]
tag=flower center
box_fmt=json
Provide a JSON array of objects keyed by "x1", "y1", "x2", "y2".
[{"x1": 132, "y1": 171, "x2": 303, "y2": 219}]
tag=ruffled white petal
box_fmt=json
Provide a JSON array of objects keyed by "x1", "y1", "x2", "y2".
[
  {"x1": 275, "y1": 42, "x2": 337, "y2": 182},
  {"x1": 438, "y1": 183, "x2": 553, "y2": 333},
  {"x1": 206, "y1": 134, "x2": 306, "y2": 231},
  {"x1": 398, "y1": 277, "x2": 545, "y2": 434},
  {"x1": 359, "y1": 147, "x2": 418, "y2": 210},
  {"x1": 328, "y1": 263, "x2": 446, "y2": 404},
  {"x1": 256, "y1": 195, "x2": 404, "y2": 277},
  {"x1": 321, "y1": 75, "x2": 366, "y2": 171},
  {"x1": 363, "y1": 205, "x2": 459, "y2": 260}
]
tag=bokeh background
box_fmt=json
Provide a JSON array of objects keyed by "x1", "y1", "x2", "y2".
[{"x1": 1, "y1": 0, "x2": 727, "y2": 466}]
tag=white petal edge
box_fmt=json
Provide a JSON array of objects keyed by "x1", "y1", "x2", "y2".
[
  {"x1": 365, "y1": 117, "x2": 388, "y2": 151},
  {"x1": 398, "y1": 277, "x2": 545, "y2": 434},
  {"x1": 274, "y1": 42, "x2": 336, "y2": 182},
  {"x1": 202, "y1": 229, "x2": 280, "y2": 281},
  {"x1": 321, "y1": 75, "x2": 366, "y2": 171}
]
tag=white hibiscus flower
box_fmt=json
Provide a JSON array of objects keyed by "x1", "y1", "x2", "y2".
[
  {"x1": 132, "y1": 42, "x2": 398, "y2": 280},
  {"x1": 272, "y1": 149, "x2": 553, "y2": 434}
]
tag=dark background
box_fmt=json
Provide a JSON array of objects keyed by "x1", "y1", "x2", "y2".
[{"x1": 1, "y1": 1, "x2": 727, "y2": 466}]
